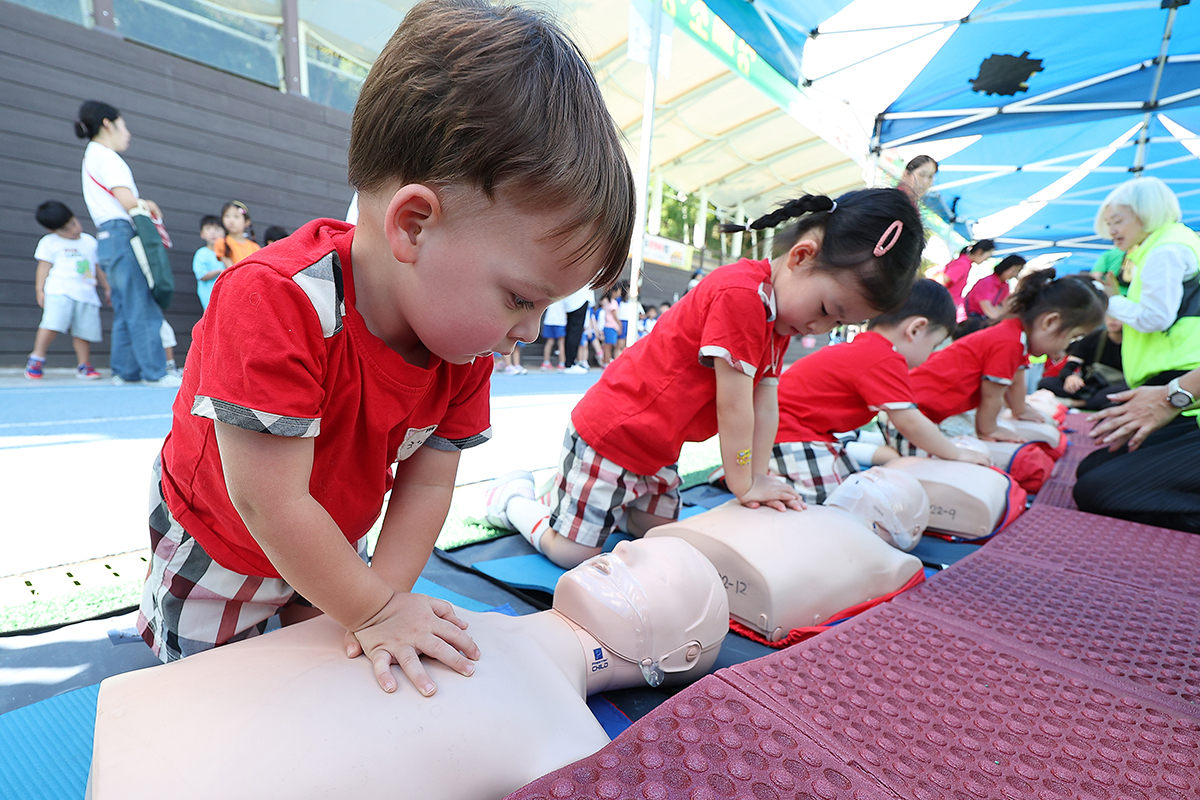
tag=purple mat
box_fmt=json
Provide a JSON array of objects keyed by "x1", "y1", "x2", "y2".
[
  {"x1": 895, "y1": 549, "x2": 1200, "y2": 715},
  {"x1": 988, "y1": 505, "x2": 1200, "y2": 599}
]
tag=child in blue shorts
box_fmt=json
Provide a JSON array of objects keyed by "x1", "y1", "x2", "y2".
[{"x1": 25, "y1": 201, "x2": 110, "y2": 380}]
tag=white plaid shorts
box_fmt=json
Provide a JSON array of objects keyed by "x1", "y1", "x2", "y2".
[
  {"x1": 137, "y1": 457, "x2": 366, "y2": 662},
  {"x1": 546, "y1": 423, "x2": 682, "y2": 549},
  {"x1": 769, "y1": 441, "x2": 860, "y2": 505}
]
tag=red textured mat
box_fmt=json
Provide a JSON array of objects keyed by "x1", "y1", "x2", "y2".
[
  {"x1": 988, "y1": 505, "x2": 1200, "y2": 599},
  {"x1": 894, "y1": 550, "x2": 1200, "y2": 716},
  {"x1": 726, "y1": 604, "x2": 1200, "y2": 800},
  {"x1": 1032, "y1": 477, "x2": 1078, "y2": 509},
  {"x1": 505, "y1": 674, "x2": 895, "y2": 800}
]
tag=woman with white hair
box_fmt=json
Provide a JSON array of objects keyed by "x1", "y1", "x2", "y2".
[{"x1": 1074, "y1": 176, "x2": 1200, "y2": 533}]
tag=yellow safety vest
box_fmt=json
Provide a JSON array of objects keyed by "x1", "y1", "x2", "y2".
[{"x1": 1122, "y1": 222, "x2": 1200, "y2": 388}]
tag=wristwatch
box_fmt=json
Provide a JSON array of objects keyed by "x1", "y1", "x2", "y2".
[{"x1": 1166, "y1": 377, "x2": 1197, "y2": 409}]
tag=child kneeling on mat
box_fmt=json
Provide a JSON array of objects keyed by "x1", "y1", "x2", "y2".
[
  {"x1": 137, "y1": 0, "x2": 634, "y2": 698},
  {"x1": 889, "y1": 269, "x2": 1107, "y2": 451},
  {"x1": 771, "y1": 279, "x2": 990, "y2": 505},
  {"x1": 487, "y1": 188, "x2": 925, "y2": 568}
]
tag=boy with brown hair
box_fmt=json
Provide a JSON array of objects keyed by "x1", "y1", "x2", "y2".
[{"x1": 137, "y1": 0, "x2": 633, "y2": 698}]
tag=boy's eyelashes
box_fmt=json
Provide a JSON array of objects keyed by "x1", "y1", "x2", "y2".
[{"x1": 512, "y1": 294, "x2": 537, "y2": 311}]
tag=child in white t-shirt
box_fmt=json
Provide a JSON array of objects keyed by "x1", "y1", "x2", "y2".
[{"x1": 26, "y1": 201, "x2": 110, "y2": 380}]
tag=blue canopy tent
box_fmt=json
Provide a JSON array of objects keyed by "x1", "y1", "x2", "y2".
[
  {"x1": 707, "y1": 0, "x2": 1200, "y2": 272},
  {"x1": 701, "y1": 0, "x2": 851, "y2": 87},
  {"x1": 871, "y1": 0, "x2": 1200, "y2": 271}
]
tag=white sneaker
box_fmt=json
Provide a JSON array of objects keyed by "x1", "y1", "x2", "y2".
[
  {"x1": 484, "y1": 469, "x2": 536, "y2": 529},
  {"x1": 145, "y1": 373, "x2": 183, "y2": 387},
  {"x1": 564, "y1": 363, "x2": 588, "y2": 374},
  {"x1": 112, "y1": 375, "x2": 140, "y2": 386},
  {"x1": 503, "y1": 364, "x2": 522, "y2": 375}
]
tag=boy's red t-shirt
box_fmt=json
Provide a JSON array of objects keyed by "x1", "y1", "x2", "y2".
[
  {"x1": 908, "y1": 317, "x2": 1029, "y2": 424},
  {"x1": 572, "y1": 258, "x2": 790, "y2": 476},
  {"x1": 775, "y1": 331, "x2": 916, "y2": 443},
  {"x1": 159, "y1": 219, "x2": 493, "y2": 578}
]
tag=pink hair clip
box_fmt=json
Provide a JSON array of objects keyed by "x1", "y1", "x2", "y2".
[{"x1": 874, "y1": 220, "x2": 903, "y2": 257}]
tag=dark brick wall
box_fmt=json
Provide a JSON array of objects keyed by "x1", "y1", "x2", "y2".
[{"x1": 0, "y1": 1, "x2": 353, "y2": 367}]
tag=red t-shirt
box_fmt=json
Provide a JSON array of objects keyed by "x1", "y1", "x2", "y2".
[
  {"x1": 776, "y1": 331, "x2": 916, "y2": 443},
  {"x1": 572, "y1": 258, "x2": 790, "y2": 475},
  {"x1": 965, "y1": 273, "x2": 1010, "y2": 317},
  {"x1": 908, "y1": 317, "x2": 1029, "y2": 424},
  {"x1": 160, "y1": 220, "x2": 493, "y2": 577}
]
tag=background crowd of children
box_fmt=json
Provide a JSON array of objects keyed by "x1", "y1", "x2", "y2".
[{"x1": 25, "y1": 190, "x2": 289, "y2": 381}]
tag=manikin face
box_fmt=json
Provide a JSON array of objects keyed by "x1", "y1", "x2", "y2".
[
  {"x1": 903, "y1": 162, "x2": 937, "y2": 198},
  {"x1": 1026, "y1": 313, "x2": 1092, "y2": 360},
  {"x1": 552, "y1": 538, "x2": 727, "y2": 681},
  {"x1": 387, "y1": 188, "x2": 606, "y2": 365},
  {"x1": 222, "y1": 207, "x2": 248, "y2": 237},
  {"x1": 1105, "y1": 205, "x2": 1147, "y2": 253},
  {"x1": 771, "y1": 235, "x2": 884, "y2": 336},
  {"x1": 825, "y1": 466, "x2": 930, "y2": 551}
]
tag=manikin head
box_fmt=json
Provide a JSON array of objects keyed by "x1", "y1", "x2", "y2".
[
  {"x1": 825, "y1": 467, "x2": 930, "y2": 552},
  {"x1": 553, "y1": 537, "x2": 728, "y2": 687}
]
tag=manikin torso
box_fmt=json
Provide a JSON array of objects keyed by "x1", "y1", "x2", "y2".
[
  {"x1": 647, "y1": 503, "x2": 923, "y2": 642},
  {"x1": 884, "y1": 456, "x2": 1010, "y2": 538},
  {"x1": 88, "y1": 611, "x2": 610, "y2": 800},
  {"x1": 88, "y1": 538, "x2": 728, "y2": 800}
]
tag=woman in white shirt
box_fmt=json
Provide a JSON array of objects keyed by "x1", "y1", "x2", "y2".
[{"x1": 76, "y1": 100, "x2": 174, "y2": 385}]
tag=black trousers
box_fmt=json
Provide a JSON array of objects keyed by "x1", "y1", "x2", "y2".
[
  {"x1": 564, "y1": 303, "x2": 588, "y2": 366},
  {"x1": 1074, "y1": 412, "x2": 1200, "y2": 533}
]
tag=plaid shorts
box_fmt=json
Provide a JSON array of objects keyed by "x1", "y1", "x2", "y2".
[
  {"x1": 546, "y1": 423, "x2": 682, "y2": 549},
  {"x1": 137, "y1": 457, "x2": 366, "y2": 662},
  {"x1": 769, "y1": 441, "x2": 860, "y2": 505}
]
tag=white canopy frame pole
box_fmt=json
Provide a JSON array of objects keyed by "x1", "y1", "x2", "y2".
[
  {"x1": 1133, "y1": 5, "x2": 1179, "y2": 172},
  {"x1": 627, "y1": 0, "x2": 664, "y2": 348}
]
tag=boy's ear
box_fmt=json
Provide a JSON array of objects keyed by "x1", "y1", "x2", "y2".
[
  {"x1": 904, "y1": 316, "x2": 929, "y2": 341},
  {"x1": 382, "y1": 184, "x2": 442, "y2": 264}
]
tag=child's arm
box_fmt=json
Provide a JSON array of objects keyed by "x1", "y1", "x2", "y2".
[
  {"x1": 1005, "y1": 371, "x2": 1041, "y2": 421},
  {"x1": 885, "y1": 407, "x2": 990, "y2": 465},
  {"x1": 976, "y1": 380, "x2": 1024, "y2": 442},
  {"x1": 714, "y1": 359, "x2": 803, "y2": 511},
  {"x1": 96, "y1": 265, "x2": 112, "y2": 306},
  {"x1": 33, "y1": 260, "x2": 51, "y2": 308},
  {"x1": 368, "y1": 445, "x2": 458, "y2": 593},
  {"x1": 215, "y1": 422, "x2": 479, "y2": 696}
]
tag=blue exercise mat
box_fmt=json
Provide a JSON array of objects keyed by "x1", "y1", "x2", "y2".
[
  {"x1": 412, "y1": 576, "x2": 492, "y2": 612},
  {"x1": 0, "y1": 684, "x2": 97, "y2": 800},
  {"x1": 471, "y1": 532, "x2": 636, "y2": 595},
  {"x1": 910, "y1": 535, "x2": 981, "y2": 569}
]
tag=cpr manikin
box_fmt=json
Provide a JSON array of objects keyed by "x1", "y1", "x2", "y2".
[
  {"x1": 87, "y1": 538, "x2": 728, "y2": 800},
  {"x1": 885, "y1": 456, "x2": 1011, "y2": 538},
  {"x1": 646, "y1": 467, "x2": 926, "y2": 643}
]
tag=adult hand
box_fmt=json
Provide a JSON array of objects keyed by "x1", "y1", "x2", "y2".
[
  {"x1": 144, "y1": 199, "x2": 163, "y2": 219},
  {"x1": 1089, "y1": 385, "x2": 1177, "y2": 451},
  {"x1": 736, "y1": 473, "x2": 805, "y2": 512},
  {"x1": 35, "y1": 288, "x2": 45, "y2": 309},
  {"x1": 1063, "y1": 374, "x2": 1085, "y2": 394},
  {"x1": 350, "y1": 591, "x2": 479, "y2": 696},
  {"x1": 1101, "y1": 272, "x2": 1120, "y2": 298}
]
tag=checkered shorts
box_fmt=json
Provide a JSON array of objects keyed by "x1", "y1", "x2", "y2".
[
  {"x1": 768, "y1": 441, "x2": 860, "y2": 504},
  {"x1": 546, "y1": 423, "x2": 682, "y2": 549},
  {"x1": 137, "y1": 457, "x2": 366, "y2": 662}
]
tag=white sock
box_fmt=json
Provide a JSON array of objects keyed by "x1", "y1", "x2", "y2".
[{"x1": 507, "y1": 496, "x2": 553, "y2": 553}]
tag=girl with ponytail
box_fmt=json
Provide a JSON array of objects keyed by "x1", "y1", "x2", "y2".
[
  {"x1": 899, "y1": 268, "x2": 1107, "y2": 446},
  {"x1": 483, "y1": 188, "x2": 924, "y2": 569}
]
